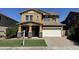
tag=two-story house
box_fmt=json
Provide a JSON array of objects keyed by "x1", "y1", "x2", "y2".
[{"x1": 17, "y1": 9, "x2": 65, "y2": 38}]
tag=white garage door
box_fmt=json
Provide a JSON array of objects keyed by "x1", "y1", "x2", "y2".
[{"x1": 43, "y1": 28, "x2": 62, "y2": 37}]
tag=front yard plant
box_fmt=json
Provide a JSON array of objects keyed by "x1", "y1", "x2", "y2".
[{"x1": 6, "y1": 26, "x2": 18, "y2": 38}]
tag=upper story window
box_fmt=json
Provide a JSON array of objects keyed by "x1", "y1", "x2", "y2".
[
  {"x1": 37, "y1": 16, "x2": 38, "y2": 20},
  {"x1": 52, "y1": 17, "x2": 56, "y2": 22},
  {"x1": 44, "y1": 16, "x2": 49, "y2": 19},
  {"x1": 44, "y1": 16, "x2": 50, "y2": 21},
  {"x1": 26, "y1": 15, "x2": 33, "y2": 21},
  {"x1": 30, "y1": 15, "x2": 33, "y2": 20},
  {"x1": 26, "y1": 15, "x2": 29, "y2": 20}
]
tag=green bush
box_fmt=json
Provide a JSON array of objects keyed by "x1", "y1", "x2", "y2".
[{"x1": 6, "y1": 26, "x2": 18, "y2": 38}]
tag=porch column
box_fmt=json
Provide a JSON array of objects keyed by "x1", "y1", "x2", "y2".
[
  {"x1": 28, "y1": 25, "x2": 32, "y2": 38},
  {"x1": 17, "y1": 25, "x2": 21, "y2": 38},
  {"x1": 61, "y1": 26, "x2": 64, "y2": 37},
  {"x1": 61, "y1": 26, "x2": 63, "y2": 37},
  {"x1": 39, "y1": 25, "x2": 42, "y2": 38}
]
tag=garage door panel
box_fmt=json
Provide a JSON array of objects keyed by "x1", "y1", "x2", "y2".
[{"x1": 43, "y1": 30, "x2": 61, "y2": 37}]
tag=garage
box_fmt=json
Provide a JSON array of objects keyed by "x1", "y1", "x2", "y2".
[{"x1": 43, "y1": 27, "x2": 62, "y2": 37}]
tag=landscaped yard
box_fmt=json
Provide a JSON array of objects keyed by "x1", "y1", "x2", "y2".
[{"x1": 0, "y1": 39, "x2": 47, "y2": 47}]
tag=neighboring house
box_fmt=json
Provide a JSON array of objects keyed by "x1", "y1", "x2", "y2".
[
  {"x1": 61, "y1": 11, "x2": 79, "y2": 36},
  {"x1": 17, "y1": 9, "x2": 65, "y2": 38},
  {"x1": 0, "y1": 13, "x2": 18, "y2": 37}
]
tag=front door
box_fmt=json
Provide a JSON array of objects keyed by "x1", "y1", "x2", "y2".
[{"x1": 32, "y1": 26, "x2": 39, "y2": 37}]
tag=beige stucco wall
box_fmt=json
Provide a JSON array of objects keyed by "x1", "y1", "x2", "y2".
[
  {"x1": 21, "y1": 10, "x2": 60, "y2": 25},
  {"x1": 62, "y1": 30, "x2": 66, "y2": 36},
  {"x1": 43, "y1": 17, "x2": 60, "y2": 25},
  {"x1": 21, "y1": 11, "x2": 42, "y2": 24}
]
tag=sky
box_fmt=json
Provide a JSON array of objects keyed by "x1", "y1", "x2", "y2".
[{"x1": 0, "y1": 8, "x2": 79, "y2": 22}]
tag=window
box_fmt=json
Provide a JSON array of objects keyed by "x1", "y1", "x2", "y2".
[
  {"x1": 44, "y1": 16, "x2": 49, "y2": 21},
  {"x1": 26, "y1": 15, "x2": 29, "y2": 20},
  {"x1": 44, "y1": 16, "x2": 49, "y2": 19},
  {"x1": 37, "y1": 16, "x2": 38, "y2": 20},
  {"x1": 53, "y1": 17, "x2": 56, "y2": 22},
  {"x1": 26, "y1": 15, "x2": 33, "y2": 20},
  {"x1": 30, "y1": 15, "x2": 33, "y2": 20}
]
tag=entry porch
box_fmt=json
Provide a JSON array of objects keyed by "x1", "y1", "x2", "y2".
[{"x1": 17, "y1": 22, "x2": 43, "y2": 38}]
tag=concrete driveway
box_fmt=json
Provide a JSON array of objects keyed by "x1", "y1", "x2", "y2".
[{"x1": 44, "y1": 37, "x2": 79, "y2": 50}]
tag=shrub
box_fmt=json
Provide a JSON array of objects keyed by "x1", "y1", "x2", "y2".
[{"x1": 6, "y1": 26, "x2": 18, "y2": 38}]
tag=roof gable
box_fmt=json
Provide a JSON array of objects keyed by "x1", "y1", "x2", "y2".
[
  {"x1": 20, "y1": 9, "x2": 59, "y2": 16},
  {"x1": 20, "y1": 9, "x2": 49, "y2": 15}
]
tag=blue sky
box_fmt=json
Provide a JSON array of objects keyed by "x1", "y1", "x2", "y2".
[{"x1": 0, "y1": 8, "x2": 79, "y2": 22}]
